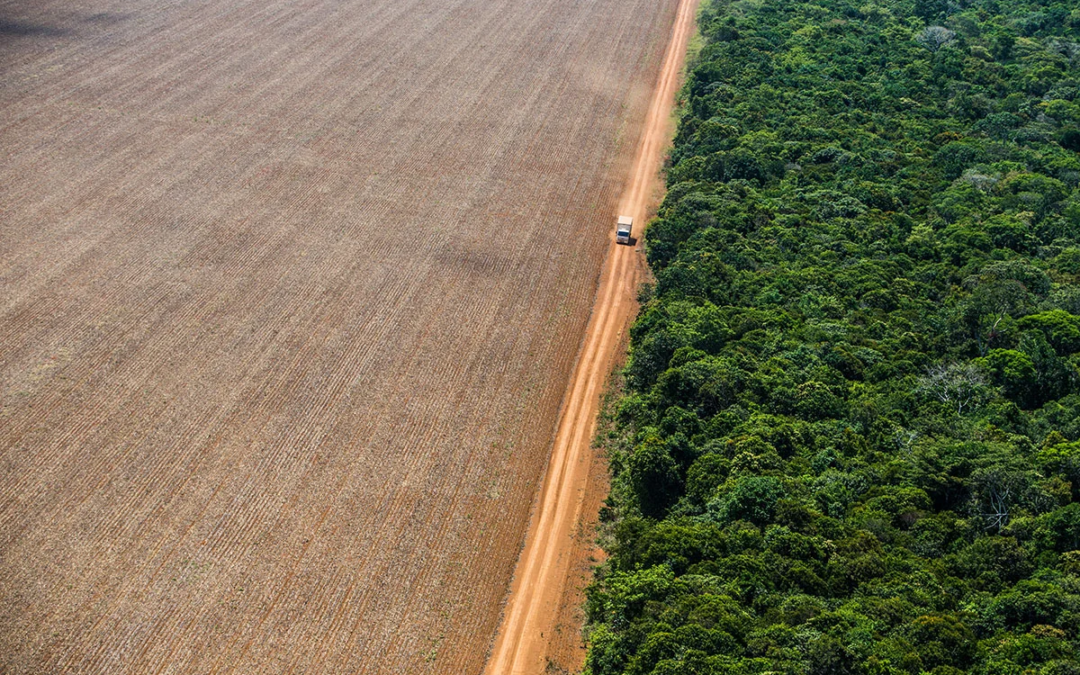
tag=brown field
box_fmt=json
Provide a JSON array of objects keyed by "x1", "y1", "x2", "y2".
[{"x1": 0, "y1": 0, "x2": 680, "y2": 673}]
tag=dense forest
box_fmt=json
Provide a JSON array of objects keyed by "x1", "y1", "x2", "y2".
[{"x1": 584, "y1": 0, "x2": 1080, "y2": 672}]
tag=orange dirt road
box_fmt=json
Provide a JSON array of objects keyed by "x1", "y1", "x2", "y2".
[{"x1": 481, "y1": 0, "x2": 700, "y2": 673}]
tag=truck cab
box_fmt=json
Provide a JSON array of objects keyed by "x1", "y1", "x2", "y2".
[{"x1": 615, "y1": 215, "x2": 633, "y2": 244}]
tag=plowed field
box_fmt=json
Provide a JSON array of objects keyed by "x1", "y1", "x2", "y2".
[{"x1": 0, "y1": 0, "x2": 679, "y2": 673}]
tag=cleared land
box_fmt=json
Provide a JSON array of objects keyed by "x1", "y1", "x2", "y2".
[
  {"x1": 483, "y1": 1, "x2": 699, "y2": 672},
  {"x1": 0, "y1": 0, "x2": 679, "y2": 673}
]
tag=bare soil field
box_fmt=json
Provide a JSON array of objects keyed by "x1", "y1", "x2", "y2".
[
  {"x1": 0, "y1": 0, "x2": 680, "y2": 673},
  {"x1": 483, "y1": 1, "x2": 698, "y2": 672}
]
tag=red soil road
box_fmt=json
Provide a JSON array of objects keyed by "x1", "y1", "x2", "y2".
[
  {"x1": 482, "y1": 0, "x2": 700, "y2": 673},
  {"x1": 0, "y1": 1, "x2": 682, "y2": 674}
]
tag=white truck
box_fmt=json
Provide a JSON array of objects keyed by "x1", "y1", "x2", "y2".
[{"x1": 615, "y1": 215, "x2": 633, "y2": 244}]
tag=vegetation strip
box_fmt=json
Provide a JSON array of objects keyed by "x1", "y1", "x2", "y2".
[{"x1": 585, "y1": 0, "x2": 1080, "y2": 673}]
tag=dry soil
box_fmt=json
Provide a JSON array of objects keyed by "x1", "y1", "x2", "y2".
[{"x1": 0, "y1": 0, "x2": 679, "y2": 672}]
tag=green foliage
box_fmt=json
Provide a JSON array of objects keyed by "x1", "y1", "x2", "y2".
[
  {"x1": 706, "y1": 476, "x2": 786, "y2": 526},
  {"x1": 1018, "y1": 310, "x2": 1080, "y2": 353},
  {"x1": 586, "y1": 0, "x2": 1080, "y2": 671}
]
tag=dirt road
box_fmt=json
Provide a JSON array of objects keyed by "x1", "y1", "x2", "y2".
[{"x1": 481, "y1": 0, "x2": 700, "y2": 673}]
